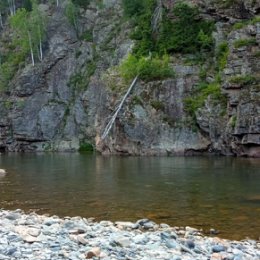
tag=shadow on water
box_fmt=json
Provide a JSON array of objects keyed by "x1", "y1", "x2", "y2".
[{"x1": 0, "y1": 153, "x2": 259, "y2": 240}]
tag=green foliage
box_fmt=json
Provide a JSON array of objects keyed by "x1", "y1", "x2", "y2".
[
  {"x1": 216, "y1": 41, "x2": 229, "y2": 71},
  {"x1": 232, "y1": 22, "x2": 245, "y2": 30},
  {"x1": 157, "y1": 3, "x2": 214, "y2": 54},
  {"x1": 22, "y1": 0, "x2": 32, "y2": 12},
  {"x1": 230, "y1": 115, "x2": 237, "y2": 128},
  {"x1": 65, "y1": 0, "x2": 79, "y2": 32},
  {"x1": 131, "y1": 95, "x2": 143, "y2": 106},
  {"x1": 129, "y1": 2, "x2": 214, "y2": 56},
  {"x1": 127, "y1": 0, "x2": 156, "y2": 56},
  {"x1": 122, "y1": 0, "x2": 146, "y2": 17},
  {"x1": 233, "y1": 38, "x2": 257, "y2": 48},
  {"x1": 80, "y1": 30, "x2": 93, "y2": 41},
  {"x1": 3, "y1": 100, "x2": 12, "y2": 109},
  {"x1": 86, "y1": 61, "x2": 96, "y2": 78},
  {"x1": 68, "y1": 61, "x2": 96, "y2": 90},
  {"x1": 72, "y1": 0, "x2": 90, "y2": 9},
  {"x1": 229, "y1": 75, "x2": 256, "y2": 86},
  {"x1": 232, "y1": 16, "x2": 260, "y2": 30},
  {"x1": 119, "y1": 54, "x2": 174, "y2": 82},
  {"x1": 10, "y1": 5, "x2": 46, "y2": 56},
  {"x1": 79, "y1": 142, "x2": 94, "y2": 152},
  {"x1": 251, "y1": 16, "x2": 260, "y2": 24},
  {"x1": 0, "y1": 4, "x2": 47, "y2": 89},
  {"x1": 151, "y1": 100, "x2": 164, "y2": 110},
  {"x1": 184, "y1": 82, "x2": 226, "y2": 117},
  {"x1": 253, "y1": 51, "x2": 260, "y2": 58}
]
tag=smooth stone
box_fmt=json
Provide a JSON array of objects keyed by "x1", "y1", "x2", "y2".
[
  {"x1": 85, "y1": 247, "x2": 101, "y2": 259},
  {"x1": 143, "y1": 222, "x2": 155, "y2": 229},
  {"x1": 100, "y1": 220, "x2": 113, "y2": 227},
  {"x1": 212, "y1": 245, "x2": 226, "y2": 253},
  {"x1": 161, "y1": 231, "x2": 178, "y2": 241},
  {"x1": 68, "y1": 228, "x2": 86, "y2": 234},
  {"x1": 28, "y1": 227, "x2": 41, "y2": 237},
  {"x1": 132, "y1": 234, "x2": 148, "y2": 244},
  {"x1": 4, "y1": 247, "x2": 17, "y2": 256},
  {"x1": 112, "y1": 236, "x2": 131, "y2": 247},
  {"x1": 23, "y1": 235, "x2": 38, "y2": 243},
  {"x1": 164, "y1": 239, "x2": 179, "y2": 249},
  {"x1": 185, "y1": 226, "x2": 198, "y2": 233},
  {"x1": 186, "y1": 239, "x2": 195, "y2": 249},
  {"x1": 5, "y1": 213, "x2": 20, "y2": 221},
  {"x1": 136, "y1": 219, "x2": 150, "y2": 226},
  {"x1": 210, "y1": 228, "x2": 219, "y2": 235},
  {"x1": 160, "y1": 223, "x2": 170, "y2": 228},
  {"x1": 115, "y1": 221, "x2": 134, "y2": 229},
  {"x1": 77, "y1": 235, "x2": 88, "y2": 245},
  {"x1": 0, "y1": 169, "x2": 6, "y2": 177}
]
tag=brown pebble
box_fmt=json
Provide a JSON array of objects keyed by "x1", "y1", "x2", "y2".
[{"x1": 85, "y1": 247, "x2": 101, "y2": 259}]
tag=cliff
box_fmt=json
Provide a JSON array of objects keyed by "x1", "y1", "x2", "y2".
[{"x1": 0, "y1": 0, "x2": 259, "y2": 157}]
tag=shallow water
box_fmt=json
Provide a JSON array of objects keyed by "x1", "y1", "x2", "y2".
[{"x1": 0, "y1": 153, "x2": 259, "y2": 240}]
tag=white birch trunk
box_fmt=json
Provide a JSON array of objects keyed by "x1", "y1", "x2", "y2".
[
  {"x1": 56, "y1": 0, "x2": 59, "y2": 7},
  {"x1": 8, "y1": 0, "x2": 13, "y2": 16},
  {"x1": 27, "y1": 31, "x2": 35, "y2": 66},
  {"x1": 38, "y1": 25, "x2": 43, "y2": 61},
  {"x1": 39, "y1": 39, "x2": 43, "y2": 61},
  {"x1": 12, "y1": 0, "x2": 16, "y2": 15}
]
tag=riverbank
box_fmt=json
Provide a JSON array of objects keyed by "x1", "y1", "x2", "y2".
[{"x1": 0, "y1": 210, "x2": 259, "y2": 260}]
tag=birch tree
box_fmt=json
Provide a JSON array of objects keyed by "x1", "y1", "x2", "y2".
[
  {"x1": 30, "y1": 1, "x2": 46, "y2": 61},
  {"x1": 7, "y1": 0, "x2": 16, "y2": 16},
  {"x1": 10, "y1": 8, "x2": 34, "y2": 65},
  {"x1": 9, "y1": 5, "x2": 46, "y2": 66}
]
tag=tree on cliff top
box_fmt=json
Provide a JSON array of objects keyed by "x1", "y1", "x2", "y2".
[{"x1": 9, "y1": 2, "x2": 46, "y2": 66}]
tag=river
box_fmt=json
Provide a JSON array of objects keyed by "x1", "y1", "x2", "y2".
[{"x1": 0, "y1": 153, "x2": 259, "y2": 240}]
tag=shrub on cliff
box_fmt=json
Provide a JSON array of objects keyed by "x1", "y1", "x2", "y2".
[
  {"x1": 157, "y1": 3, "x2": 214, "y2": 54},
  {"x1": 119, "y1": 54, "x2": 174, "y2": 82},
  {"x1": 126, "y1": 2, "x2": 215, "y2": 56}
]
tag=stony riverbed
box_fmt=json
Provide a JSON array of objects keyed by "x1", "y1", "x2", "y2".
[{"x1": 0, "y1": 210, "x2": 259, "y2": 260}]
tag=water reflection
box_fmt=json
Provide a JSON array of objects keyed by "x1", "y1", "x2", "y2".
[{"x1": 0, "y1": 154, "x2": 259, "y2": 240}]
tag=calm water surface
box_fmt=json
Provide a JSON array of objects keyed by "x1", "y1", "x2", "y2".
[{"x1": 0, "y1": 154, "x2": 259, "y2": 240}]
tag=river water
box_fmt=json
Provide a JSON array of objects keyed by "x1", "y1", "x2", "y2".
[{"x1": 0, "y1": 153, "x2": 259, "y2": 240}]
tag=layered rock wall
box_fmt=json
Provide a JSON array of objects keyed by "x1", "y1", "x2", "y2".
[{"x1": 0, "y1": 0, "x2": 259, "y2": 156}]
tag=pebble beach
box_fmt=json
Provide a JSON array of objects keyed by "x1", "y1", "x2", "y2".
[{"x1": 0, "y1": 209, "x2": 259, "y2": 260}]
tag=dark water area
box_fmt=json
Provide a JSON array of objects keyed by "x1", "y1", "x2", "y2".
[{"x1": 0, "y1": 153, "x2": 259, "y2": 240}]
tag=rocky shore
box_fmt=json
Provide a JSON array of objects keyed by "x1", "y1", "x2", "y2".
[{"x1": 0, "y1": 210, "x2": 259, "y2": 260}]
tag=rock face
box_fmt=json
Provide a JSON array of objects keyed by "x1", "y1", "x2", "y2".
[{"x1": 0, "y1": 0, "x2": 259, "y2": 156}]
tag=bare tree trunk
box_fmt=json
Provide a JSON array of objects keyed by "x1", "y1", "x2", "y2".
[
  {"x1": 7, "y1": 0, "x2": 14, "y2": 16},
  {"x1": 101, "y1": 76, "x2": 139, "y2": 140},
  {"x1": 12, "y1": 0, "x2": 16, "y2": 15},
  {"x1": 38, "y1": 25, "x2": 43, "y2": 61},
  {"x1": 0, "y1": 13, "x2": 3, "y2": 29},
  {"x1": 56, "y1": 0, "x2": 59, "y2": 7},
  {"x1": 27, "y1": 31, "x2": 35, "y2": 66},
  {"x1": 39, "y1": 39, "x2": 43, "y2": 61}
]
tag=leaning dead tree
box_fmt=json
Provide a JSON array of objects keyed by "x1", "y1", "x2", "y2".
[{"x1": 101, "y1": 76, "x2": 139, "y2": 140}]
